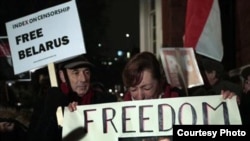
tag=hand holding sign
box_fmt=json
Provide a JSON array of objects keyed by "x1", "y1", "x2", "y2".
[{"x1": 62, "y1": 95, "x2": 241, "y2": 141}]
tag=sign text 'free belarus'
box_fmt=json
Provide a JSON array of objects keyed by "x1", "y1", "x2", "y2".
[{"x1": 5, "y1": 1, "x2": 85, "y2": 74}]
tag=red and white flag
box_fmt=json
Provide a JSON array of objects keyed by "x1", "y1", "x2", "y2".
[{"x1": 184, "y1": 0, "x2": 223, "y2": 62}]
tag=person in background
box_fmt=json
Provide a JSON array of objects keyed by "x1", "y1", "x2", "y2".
[
  {"x1": 91, "y1": 82, "x2": 117, "y2": 101},
  {"x1": 28, "y1": 67, "x2": 50, "y2": 136},
  {"x1": 28, "y1": 54, "x2": 117, "y2": 141},
  {"x1": 239, "y1": 66, "x2": 250, "y2": 125},
  {"x1": 91, "y1": 82, "x2": 106, "y2": 93},
  {"x1": 190, "y1": 55, "x2": 241, "y2": 102}
]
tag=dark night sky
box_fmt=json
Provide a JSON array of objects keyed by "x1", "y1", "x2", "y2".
[{"x1": 105, "y1": 0, "x2": 139, "y2": 56}]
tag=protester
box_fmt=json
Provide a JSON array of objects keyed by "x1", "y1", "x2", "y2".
[
  {"x1": 121, "y1": 51, "x2": 183, "y2": 141},
  {"x1": 190, "y1": 55, "x2": 241, "y2": 102},
  {"x1": 122, "y1": 51, "x2": 183, "y2": 101},
  {"x1": 27, "y1": 54, "x2": 117, "y2": 141},
  {"x1": 241, "y1": 66, "x2": 250, "y2": 94},
  {"x1": 239, "y1": 66, "x2": 250, "y2": 125}
]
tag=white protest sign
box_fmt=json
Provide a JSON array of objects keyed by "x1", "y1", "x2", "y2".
[
  {"x1": 62, "y1": 95, "x2": 242, "y2": 141},
  {"x1": 5, "y1": 1, "x2": 85, "y2": 74}
]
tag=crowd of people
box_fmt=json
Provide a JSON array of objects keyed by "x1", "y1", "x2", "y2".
[{"x1": 1, "y1": 51, "x2": 249, "y2": 141}]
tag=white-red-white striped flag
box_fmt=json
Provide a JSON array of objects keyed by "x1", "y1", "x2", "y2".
[{"x1": 184, "y1": 0, "x2": 223, "y2": 62}]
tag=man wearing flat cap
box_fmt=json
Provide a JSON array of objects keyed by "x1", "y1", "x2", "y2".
[
  {"x1": 58, "y1": 55, "x2": 117, "y2": 109},
  {"x1": 28, "y1": 54, "x2": 117, "y2": 141},
  {"x1": 59, "y1": 55, "x2": 95, "y2": 104}
]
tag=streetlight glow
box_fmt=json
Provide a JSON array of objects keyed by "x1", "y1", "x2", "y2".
[{"x1": 125, "y1": 33, "x2": 130, "y2": 38}]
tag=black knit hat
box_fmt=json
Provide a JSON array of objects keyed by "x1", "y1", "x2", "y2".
[
  {"x1": 200, "y1": 57, "x2": 224, "y2": 74},
  {"x1": 241, "y1": 66, "x2": 250, "y2": 80}
]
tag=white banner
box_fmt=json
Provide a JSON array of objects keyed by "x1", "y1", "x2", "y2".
[
  {"x1": 5, "y1": 1, "x2": 85, "y2": 74},
  {"x1": 62, "y1": 95, "x2": 242, "y2": 140}
]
